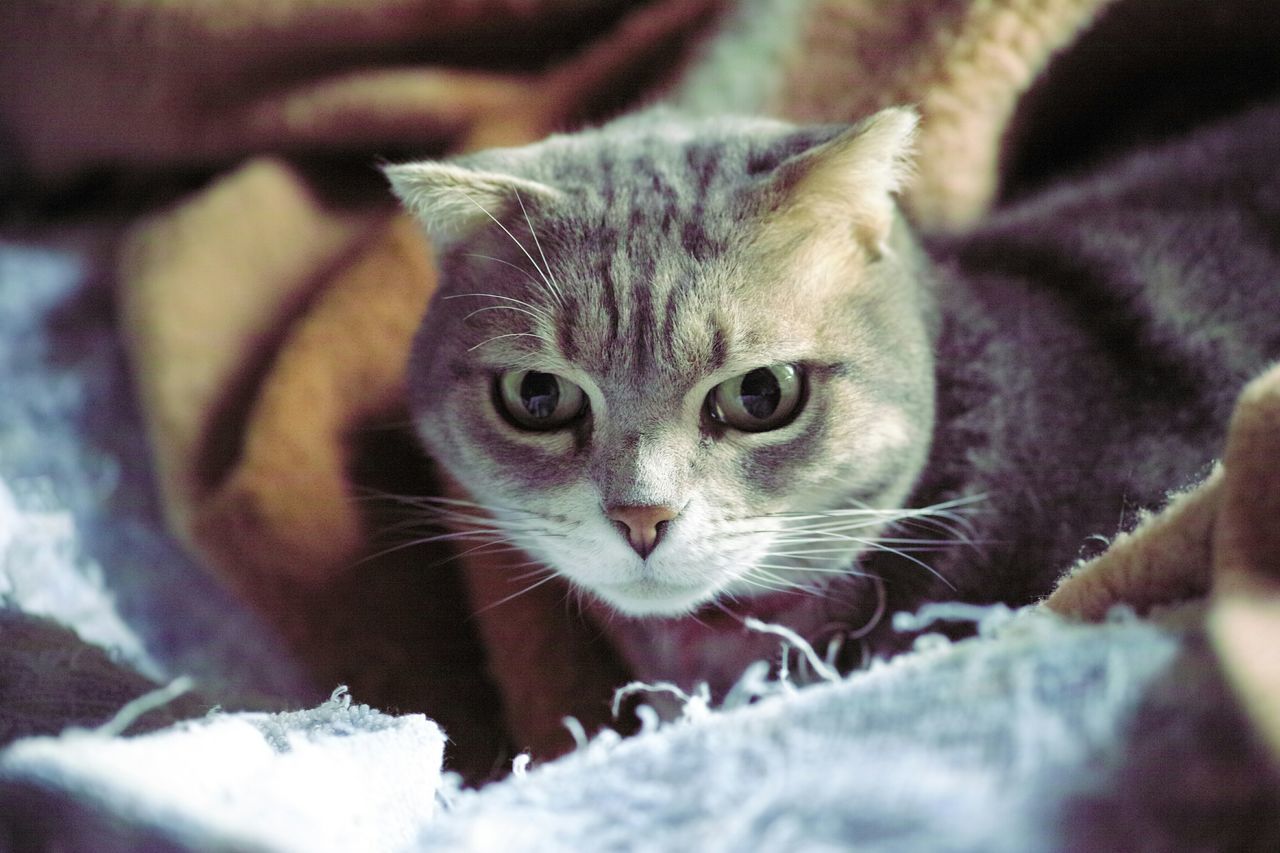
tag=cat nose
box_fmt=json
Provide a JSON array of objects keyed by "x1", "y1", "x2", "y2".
[{"x1": 607, "y1": 504, "x2": 678, "y2": 559}]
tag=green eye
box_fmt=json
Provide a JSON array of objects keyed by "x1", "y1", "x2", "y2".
[
  {"x1": 707, "y1": 364, "x2": 804, "y2": 432},
  {"x1": 496, "y1": 371, "x2": 586, "y2": 430}
]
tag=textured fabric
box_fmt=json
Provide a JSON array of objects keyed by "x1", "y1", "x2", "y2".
[
  {"x1": 1, "y1": 689, "x2": 445, "y2": 852},
  {"x1": 0, "y1": 0, "x2": 644, "y2": 185},
  {"x1": 5, "y1": 1, "x2": 1280, "y2": 847},
  {"x1": 0, "y1": 235, "x2": 301, "y2": 699},
  {"x1": 4, "y1": 605, "x2": 1278, "y2": 851},
  {"x1": 3, "y1": 237, "x2": 1280, "y2": 849}
]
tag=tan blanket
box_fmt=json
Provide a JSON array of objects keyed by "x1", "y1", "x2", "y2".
[{"x1": 6, "y1": 0, "x2": 1279, "y2": 774}]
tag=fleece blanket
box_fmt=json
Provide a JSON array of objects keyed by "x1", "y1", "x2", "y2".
[
  {"x1": 4, "y1": 192, "x2": 1280, "y2": 853},
  {"x1": 74, "y1": 0, "x2": 1280, "y2": 762},
  {"x1": 1, "y1": 262, "x2": 1276, "y2": 848},
  {"x1": 4, "y1": 0, "x2": 1280, "y2": 850}
]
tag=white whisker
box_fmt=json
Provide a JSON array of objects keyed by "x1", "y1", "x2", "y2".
[
  {"x1": 459, "y1": 257, "x2": 548, "y2": 294},
  {"x1": 445, "y1": 290, "x2": 555, "y2": 323},
  {"x1": 474, "y1": 572, "x2": 562, "y2": 615},
  {"x1": 468, "y1": 331, "x2": 555, "y2": 352},
  {"x1": 462, "y1": 304, "x2": 549, "y2": 324},
  {"x1": 769, "y1": 542, "x2": 954, "y2": 556},
  {"x1": 452, "y1": 189, "x2": 562, "y2": 308},
  {"x1": 352, "y1": 528, "x2": 510, "y2": 566},
  {"x1": 514, "y1": 188, "x2": 567, "y2": 308},
  {"x1": 751, "y1": 561, "x2": 883, "y2": 578},
  {"x1": 858, "y1": 540, "x2": 956, "y2": 590},
  {"x1": 737, "y1": 574, "x2": 795, "y2": 596},
  {"x1": 750, "y1": 570, "x2": 835, "y2": 602}
]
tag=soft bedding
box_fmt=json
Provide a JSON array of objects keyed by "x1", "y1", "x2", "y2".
[{"x1": 4, "y1": 0, "x2": 1280, "y2": 849}]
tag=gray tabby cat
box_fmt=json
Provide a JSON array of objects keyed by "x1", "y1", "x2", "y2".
[{"x1": 385, "y1": 101, "x2": 1280, "y2": 690}]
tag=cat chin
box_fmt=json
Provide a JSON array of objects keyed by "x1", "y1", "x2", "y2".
[{"x1": 587, "y1": 579, "x2": 722, "y2": 618}]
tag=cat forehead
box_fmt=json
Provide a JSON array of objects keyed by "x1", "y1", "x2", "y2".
[
  {"x1": 450, "y1": 119, "x2": 844, "y2": 298},
  {"x1": 462, "y1": 114, "x2": 842, "y2": 199},
  {"x1": 431, "y1": 113, "x2": 905, "y2": 379},
  {"x1": 457, "y1": 247, "x2": 829, "y2": 393}
]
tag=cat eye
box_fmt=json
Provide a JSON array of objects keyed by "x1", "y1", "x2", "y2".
[
  {"x1": 706, "y1": 365, "x2": 804, "y2": 432},
  {"x1": 496, "y1": 371, "x2": 587, "y2": 430}
]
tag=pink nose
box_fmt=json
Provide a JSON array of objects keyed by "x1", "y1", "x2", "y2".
[{"x1": 607, "y1": 504, "x2": 678, "y2": 558}]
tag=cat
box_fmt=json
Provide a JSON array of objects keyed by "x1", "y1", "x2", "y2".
[{"x1": 385, "y1": 100, "x2": 1280, "y2": 695}]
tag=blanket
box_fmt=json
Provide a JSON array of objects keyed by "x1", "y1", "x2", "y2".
[
  {"x1": 3, "y1": 0, "x2": 1280, "y2": 845},
  {"x1": 79, "y1": 0, "x2": 1280, "y2": 762},
  {"x1": 2, "y1": 242, "x2": 1279, "y2": 847}
]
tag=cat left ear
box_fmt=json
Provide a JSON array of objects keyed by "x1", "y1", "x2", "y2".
[
  {"x1": 771, "y1": 107, "x2": 919, "y2": 256},
  {"x1": 384, "y1": 162, "x2": 563, "y2": 248}
]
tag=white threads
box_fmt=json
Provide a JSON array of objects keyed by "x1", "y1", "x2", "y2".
[
  {"x1": 744, "y1": 618, "x2": 840, "y2": 683},
  {"x1": 562, "y1": 716, "x2": 589, "y2": 751},
  {"x1": 94, "y1": 675, "x2": 195, "y2": 738},
  {"x1": 892, "y1": 602, "x2": 1016, "y2": 637},
  {"x1": 326, "y1": 685, "x2": 352, "y2": 709},
  {"x1": 611, "y1": 680, "x2": 712, "y2": 723}
]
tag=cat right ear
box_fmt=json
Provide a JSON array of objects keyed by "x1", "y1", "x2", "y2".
[
  {"x1": 767, "y1": 107, "x2": 919, "y2": 257},
  {"x1": 383, "y1": 162, "x2": 563, "y2": 248}
]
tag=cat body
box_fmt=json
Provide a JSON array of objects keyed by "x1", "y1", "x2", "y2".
[
  {"x1": 914, "y1": 100, "x2": 1280, "y2": 614},
  {"x1": 387, "y1": 100, "x2": 1280, "y2": 692}
]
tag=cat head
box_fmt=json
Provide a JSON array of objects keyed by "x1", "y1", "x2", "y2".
[{"x1": 386, "y1": 107, "x2": 938, "y2": 617}]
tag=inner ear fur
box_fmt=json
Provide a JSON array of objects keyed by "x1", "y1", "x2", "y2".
[
  {"x1": 768, "y1": 107, "x2": 919, "y2": 254},
  {"x1": 384, "y1": 161, "x2": 563, "y2": 248}
]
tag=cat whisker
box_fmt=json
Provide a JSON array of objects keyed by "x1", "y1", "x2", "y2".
[
  {"x1": 764, "y1": 530, "x2": 898, "y2": 553},
  {"x1": 514, "y1": 188, "x2": 568, "y2": 309},
  {"x1": 775, "y1": 506, "x2": 978, "y2": 532},
  {"x1": 369, "y1": 515, "x2": 501, "y2": 539},
  {"x1": 749, "y1": 515, "x2": 927, "y2": 539},
  {"x1": 462, "y1": 304, "x2": 551, "y2": 325},
  {"x1": 840, "y1": 493, "x2": 988, "y2": 515},
  {"x1": 769, "y1": 539, "x2": 963, "y2": 554},
  {"x1": 757, "y1": 524, "x2": 957, "y2": 589},
  {"x1": 788, "y1": 495, "x2": 987, "y2": 530},
  {"x1": 883, "y1": 517, "x2": 983, "y2": 550},
  {"x1": 451, "y1": 189, "x2": 563, "y2": 309},
  {"x1": 753, "y1": 567, "x2": 830, "y2": 593},
  {"x1": 381, "y1": 519, "x2": 568, "y2": 542},
  {"x1": 468, "y1": 331, "x2": 557, "y2": 352},
  {"x1": 860, "y1": 540, "x2": 956, "y2": 590},
  {"x1": 457, "y1": 259, "x2": 550, "y2": 300},
  {"x1": 430, "y1": 537, "x2": 533, "y2": 568},
  {"x1": 399, "y1": 538, "x2": 535, "y2": 573},
  {"x1": 753, "y1": 560, "x2": 881, "y2": 580},
  {"x1": 774, "y1": 532, "x2": 966, "y2": 546},
  {"x1": 445, "y1": 290, "x2": 554, "y2": 318},
  {"x1": 509, "y1": 565, "x2": 557, "y2": 584},
  {"x1": 352, "y1": 487, "x2": 536, "y2": 516},
  {"x1": 355, "y1": 489, "x2": 555, "y2": 527},
  {"x1": 366, "y1": 512, "x2": 504, "y2": 537},
  {"x1": 755, "y1": 510, "x2": 893, "y2": 523},
  {"x1": 366, "y1": 503, "x2": 517, "y2": 531},
  {"x1": 713, "y1": 516, "x2": 886, "y2": 540},
  {"x1": 473, "y1": 571, "x2": 562, "y2": 615},
  {"x1": 737, "y1": 573, "x2": 799, "y2": 596},
  {"x1": 352, "y1": 528, "x2": 511, "y2": 567}
]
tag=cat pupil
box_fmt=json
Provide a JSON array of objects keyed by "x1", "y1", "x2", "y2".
[
  {"x1": 740, "y1": 368, "x2": 781, "y2": 419},
  {"x1": 521, "y1": 372, "x2": 560, "y2": 419}
]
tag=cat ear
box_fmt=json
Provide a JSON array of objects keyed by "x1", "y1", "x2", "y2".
[
  {"x1": 384, "y1": 162, "x2": 563, "y2": 247},
  {"x1": 771, "y1": 107, "x2": 918, "y2": 254}
]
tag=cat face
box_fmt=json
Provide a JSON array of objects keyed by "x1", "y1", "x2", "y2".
[{"x1": 388, "y1": 108, "x2": 938, "y2": 617}]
